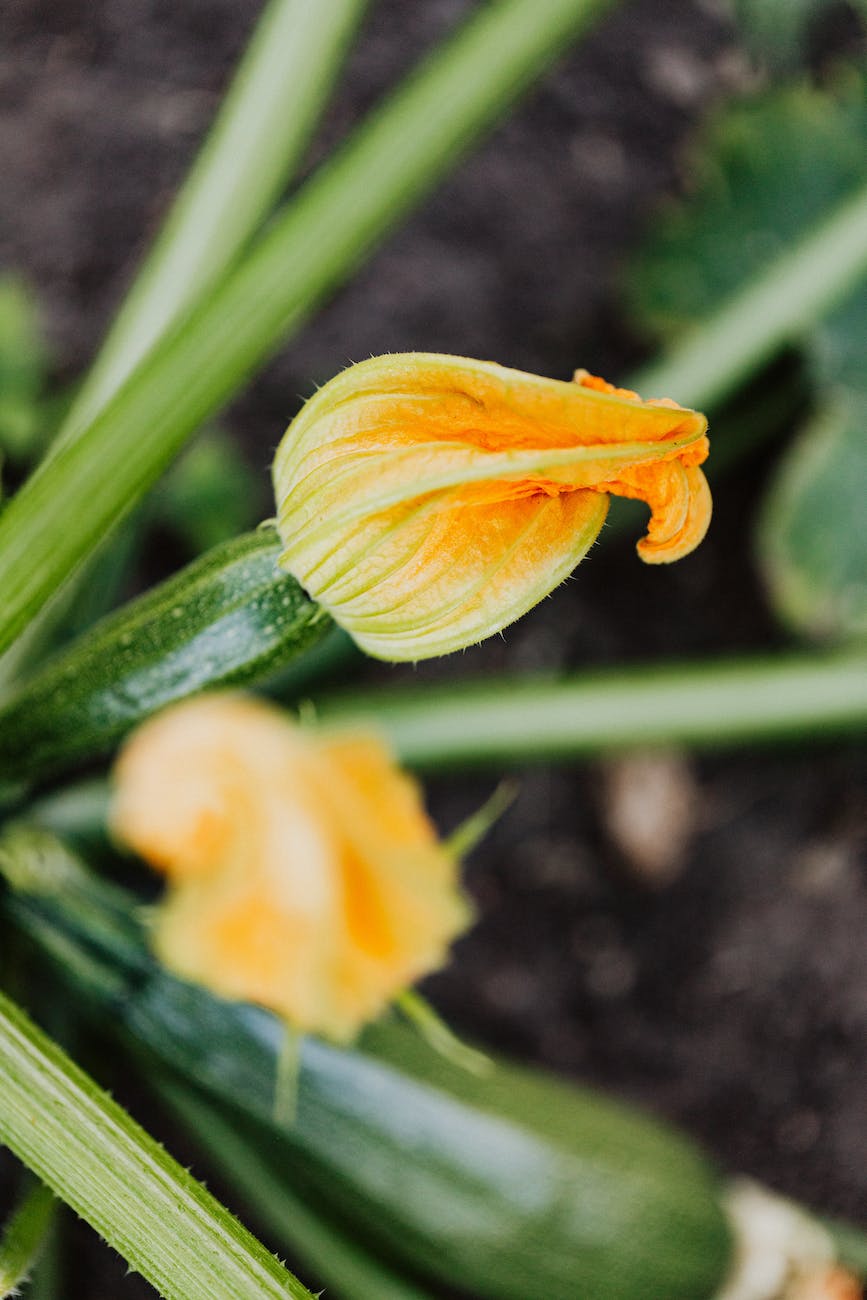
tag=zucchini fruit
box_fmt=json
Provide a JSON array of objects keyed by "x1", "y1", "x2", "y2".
[
  {"x1": 0, "y1": 528, "x2": 330, "y2": 783},
  {"x1": 1, "y1": 832, "x2": 733, "y2": 1300}
]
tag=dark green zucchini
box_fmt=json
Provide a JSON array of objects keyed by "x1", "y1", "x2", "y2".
[
  {"x1": 1, "y1": 832, "x2": 733, "y2": 1300},
  {"x1": 0, "y1": 528, "x2": 330, "y2": 783}
]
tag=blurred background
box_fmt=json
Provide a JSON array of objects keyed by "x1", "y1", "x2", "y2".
[{"x1": 2, "y1": 0, "x2": 866, "y2": 1294}]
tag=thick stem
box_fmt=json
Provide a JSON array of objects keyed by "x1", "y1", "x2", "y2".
[
  {"x1": 0, "y1": 1178, "x2": 55, "y2": 1299},
  {"x1": 315, "y1": 649, "x2": 867, "y2": 768},
  {"x1": 0, "y1": 990, "x2": 314, "y2": 1300}
]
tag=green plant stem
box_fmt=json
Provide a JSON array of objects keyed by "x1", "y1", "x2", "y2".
[
  {"x1": 0, "y1": 990, "x2": 314, "y2": 1300},
  {"x1": 0, "y1": 1178, "x2": 55, "y2": 1298},
  {"x1": 826, "y1": 1218, "x2": 867, "y2": 1276},
  {"x1": 316, "y1": 649, "x2": 867, "y2": 768},
  {"x1": 445, "y1": 779, "x2": 517, "y2": 859},
  {"x1": 396, "y1": 990, "x2": 493, "y2": 1077},
  {"x1": 0, "y1": 0, "x2": 616, "y2": 658},
  {"x1": 632, "y1": 181, "x2": 867, "y2": 411},
  {"x1": 23, "y1": 1210, "x2": 62, "y2": 1300},
  {"x1": 61, "y1": 0, "x2": 367, "y2": 441}
]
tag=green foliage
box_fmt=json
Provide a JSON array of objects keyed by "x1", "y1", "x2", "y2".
[
  {"x1": 155, "y1": 429, "x2": 264, "y2": 554},
  {"x1": 732, "y1": 0, "x2": 867, "y2": 72},
  {"x1": 814, "y1": 263, "x2": 867, "y2": 394},
  {"x1": 0, "y1": 839, "x2": 733, "y2": 1300},
  {"x1": 0, "y1": 529, "x2": 330, "y2": 783},
  {"x1": 62, "y1": 0, "x2": 369, "y2": 442},
  {"x1": 3, "y1": 0, "x2": 866, "y2": 1293},
  {"x1": 758, "y1": 262, "x2": 867, "y2": 644},
  {"x1": 629, "y1": 76, "x2": 867, "y2": 339},
  {"x1": 0, "y1": 1178, "x2": 55, "y2": 1298},
  {"x1": 0, "y1": 0, "x2": 617, "y2": 662},
  {"x1": 759, "y1": 397, "x2": 867, "y2": 640},
  {"x1": 0, "y1": 277, "x2": 50, "y2": 466},
  {"x1": 630, "y1": 74, "x2": 867, "y2": 643}
]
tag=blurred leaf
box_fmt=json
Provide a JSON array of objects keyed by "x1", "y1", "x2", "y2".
[
  {"x1": 155, "y1": 429, "x2": 263, "y2": 555},
  {"x1": 759, "y1": 275, "x2": 867, "y2": 642},
  {"x1": 0, "y1": 277, "x2": 49, "y2": 463},
  {"x1": 630, "y1": 75, "x2": 867, "y2": 340},
  {"x1": 758, "y1": 395, "x2": 867, "y2": 640},
  {"x1": 630, "y1": 75, "x2": 867, "y2": 644},
  {"x1": 762, "y1": 94, "x2": 867, "y2": 641},
  {"x1": 731, "y1": 0, "x2": 867, "y2": 71},
  {"x1": 62, "y1": 0, "x2": 369, "y2": 441},
  {"x1": 812, "y1": 269, "x2": 867, "y2": 395},
  {"x1": 0, "y1": 1176, "x2": 55, "y2": 1298}
]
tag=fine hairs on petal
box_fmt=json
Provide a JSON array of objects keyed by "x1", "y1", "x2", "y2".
[{"x1": 272, "y1": 353, "x2": 711, "y2": 660}]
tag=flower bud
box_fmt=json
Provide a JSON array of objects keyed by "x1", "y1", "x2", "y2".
[
  {"x1": 272, "y1": 353, "x2": 711, "y2": 660},
  {"x1": 111, "y1": 694, "x2": 470, "y2": 1041}
]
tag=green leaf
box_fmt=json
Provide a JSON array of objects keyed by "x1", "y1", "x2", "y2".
[
  {"x1": 155, "y1": 429, "x2": 263, "y2": 555},
  {"x1": 778, "y1": 283, "x2": 867, "y2": 640},
  {"x1": 630, "y1": 77, "x2": 867, "y2": 344},
  {"x1": 628, "y1": 75, "x2": 867, "y2": 415},
  {"x1": 732, "y1": 0, "x2": 867, "y2": 72},
  {"x1": 0, "y1": 528, "x2": 331, "y2": 784},
  {"x1": 0, "y1": 277, "x2": 49, "y2": 464},
  {"x1": 825, "y1": 1216, "x2": 867, "y2": 1276},
  {"x1": 812, "y1": 268, "x2": 867, "y2": 397},
  {"x1": 758, "y1": 396, "x2": 867, "y2": 640},
  {"x1": 1, "y1": 845, "x2": 733, "y2": 1300},
  {"x1": 0, "y1": 989, "x2": 315, "y2": 1300},
  {"x1": 628, "y1": 75, "x2": 867, "y2": 643},
  {"x1": 0, "y1": 1177, "x2": 55, "y2": 1299},
  {"x1": 60, "y1": 0, "x2": 369, "y2": 442},
  {"x1": 0, "y1": 0, "x2": 617, "y2": 659}
]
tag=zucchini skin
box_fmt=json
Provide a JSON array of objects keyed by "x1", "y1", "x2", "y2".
[
  {"x1": 0, "y1": 528, "x2": 330, "y2": 782},
  {"x1": 3, "y1": 858, "x2": 733, "y2": 1300}
]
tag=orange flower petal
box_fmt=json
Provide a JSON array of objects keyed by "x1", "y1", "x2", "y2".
[
  {"x1": 273, "y1": 354, "x2": 711, "y2": 659},
  {"x1": 111, "y1": 694, "x2": 470, "y2": 1041},
  {"x1": 788, "y1": 1269, "x2": 863, "y2": 1300}
]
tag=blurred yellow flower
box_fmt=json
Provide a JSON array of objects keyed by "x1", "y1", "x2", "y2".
[
  {"x1": 788, "y1": 1269, "x2": 863, "y2": 1300},
  {"x1": 272, "y1": 353, "x2": 711, "y2": 661},
  {"x1": 111, "y1": 694, "x2": 470, "y2": 1041}
]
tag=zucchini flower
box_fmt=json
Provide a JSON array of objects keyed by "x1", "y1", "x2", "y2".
[
  {"x1": 273, "y1": 353, "x2": 711, "y2": 660},
  {"x1": 111, "y1": 694, "x2": 470, "y2": 1041}
]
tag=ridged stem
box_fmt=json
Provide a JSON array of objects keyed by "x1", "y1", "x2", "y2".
[{"x1": 0, "y1": 991, "x2": 314, "y2": 1300}]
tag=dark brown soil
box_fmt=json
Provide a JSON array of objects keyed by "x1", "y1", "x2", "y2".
[{"x1": 1, "y1": 1, "x2": 866, "y2": 1296}]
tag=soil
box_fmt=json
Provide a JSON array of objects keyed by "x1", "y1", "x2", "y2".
[{"x1": 1, "y1": 1, "x2": 866, "y2": 1296}]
